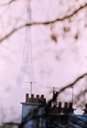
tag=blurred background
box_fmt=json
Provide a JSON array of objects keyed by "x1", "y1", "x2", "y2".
[{"x1": 0, "y1": 0, "x2": 87, "y2": 124}]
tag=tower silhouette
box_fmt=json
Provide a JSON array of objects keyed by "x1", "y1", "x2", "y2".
[{"x1": 17, "y1": 0, "x2": 34, "y2": 94}]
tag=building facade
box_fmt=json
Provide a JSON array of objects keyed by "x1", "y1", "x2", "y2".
[{"x1": 21, "y1": 93, "x2": 87, "y2": 128}]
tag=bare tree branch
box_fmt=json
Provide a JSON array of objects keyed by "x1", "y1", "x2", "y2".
[
  {"x1": 0, "y1": 0, "x2": 18, "y2": 6},
  {"x1": 0, "y1": 3, "x2": 87, "y2": 43},
  {"x1": 58, "y1": 73, "x2": 87, "y2": 95},
  {"x1": 0, "y1": 25, "x2": 25, "y2": 43},
  {"x1": 34, "y1": 3, "x2": 87, "y2": 25},
  {"x1": 8, "y1": 0, "x2": 17, "y2": 5}
]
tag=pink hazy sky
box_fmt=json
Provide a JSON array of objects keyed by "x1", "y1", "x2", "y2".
[{"x1": 0, "y1": 0, "x2": 87, "y2": 122}]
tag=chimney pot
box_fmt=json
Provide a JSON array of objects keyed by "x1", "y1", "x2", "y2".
[
  {"x1": 57, "y1": 102, "x2": 62, "y2": 114},
  {"x1": 26, "y1": 93, "x2": 29, "y2": 102},
  {"x1": 36, "y1": 95, "x2": 39, "y2": 103},
  {"x1": 31, "y1": 94, "x2": 34, "y2": 102}
]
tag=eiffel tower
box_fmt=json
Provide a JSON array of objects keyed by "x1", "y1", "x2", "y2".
[{"x1": 17, "y1": 0, "x2": 34, "y2": 94}]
